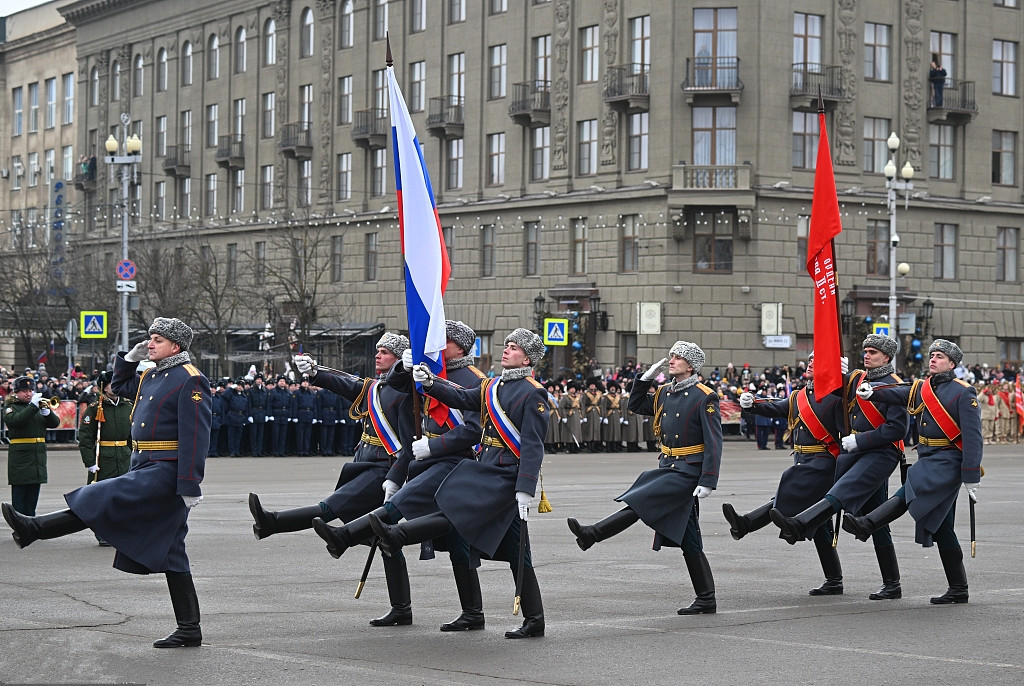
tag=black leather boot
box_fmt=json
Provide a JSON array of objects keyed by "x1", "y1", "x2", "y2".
[
  {"x1": 2, "y1": 504, "x2": 87, "y2": 549},
  {"x1": 842, "y1": 495, "x2": 908, "y2": 542},
  {"x1": 440, "y1": 565, "x2": 485, "y2": 631},
  {"x1": 370, "y1": 511, "x2": 450, "y2": 556},
  {"x1": 869, "y1": 544, "x2": 902, "y2": 600},
  {"x1": 809, "y1": 526, "x2": 844, "y2": 595},
  {"x1": 153, "y1": 572, "x2": 202, "y2": 648},
  {"x1": 566, "y1": 507, "x2": 639, "y2": 551},
  {"x1": 722, "y1": 499, "x2": 773, "y2": 541},
  {"x1": 505, "y1": 566, "x2": 544, "y2": 638},
  {"x1": 369, "y1": 553, "x2": 413, "y2": 626},
  {"x1": 248, "y1": 493, "x2": 321, "y2": 540},
  {"x1": 930, "y1": 547, "x2": 969, "y2": 604},
  {"x1": 312, "y1": 508, "x2": 383, "y2": 559},
  {"x1": 770, "y1": 499, "x2": 836, "y2": 543},
  {"x1": 678, "y1": 551, "x2": 717, "y2": 614}
]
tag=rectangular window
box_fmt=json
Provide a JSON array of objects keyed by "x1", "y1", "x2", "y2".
[
  {"x1": 205, "y1": 173, "x2": 218, "y2": 216},
  {"x1": 11, "y1": 155, "x2": 22, "y2": 190},
  {"x1": 993, "y1": 40, "x2": 1018, "y2": 96},
  {"x1": 865, "y1": 23, "x2": 891, "y2": 81},
  {"x1": 995, "y1": 0, "x2": 1019, "y2": 7},
  {"x1": 62, "y1": 74, "x2": 74, "y2": 125},
  {"x1": 62, "y1": 145, "x2": 74, "y2": 180},
  {"x1": 531, "y1": 126, "x2": 550, "y2": 181},
  {"x1": 993, "y1": 130, "x2": 1017, "y2": 185},
  {"x1": 693, "y1": 211, "x2": 735, "y2": 273},
  {"x1": 373, "y1": 69, "x2": 389, "y2": 115},
  {"x1": 298, "y1": 159, "x2": 312, "y2": 206},
  {"x1": 630, "y1": 16, "x2": 651, "y2": 71},
  {"x1": 410, "y1": 0, "x2": 426, "y2": 33},
  {"x1": 28, "y1": 82, "x2": 39, "y2": 132},
  {"x1": 442, "y1": 225, "x2": 454, "y2": 267},
  {"x1": 260, "y1": 164, "x2": 274, "y2": 209},
  {"x1": 998, "y1": 339, "x2": 1024, "y2": 369},
  {"x1": 180, "y1": 109, "x2": 192, "y2": 148},
  {"x1": 930, "y1": 31, "x2": 956, "y2": 81},
  {"x1": 292, "y1": 238, "x2": 305, "y2": 283},
  {"x1": 410, "y1": 62, "x2": 426, "y2": 112},
  {"x1": 179, "y1": 177, "x2": 191, "y2": 217},
  {"x1": 533, "y1": 35, "x2": 552, "y2": 82},
  {"x1": 365, "y1": 232, "x2": 379, "y2": 281},
  {"x1": 371, "y1": 148, "x2": 387, "y2": 196},
  {"x1": 571, "y1": 218, "x2": 588, "y2": 275},
  {"x1": 262, "y1": 92, "x2": 275, "y2": 137},
  {"x1": 331, "y1": 235, "x2": 344, "y2": 283},
  {"x1": 580, "y1": 26, "x2": 600, "y2": 83},
  {"x1": 45, "y1": 78, "x2": 56, "y2": 129},
  {"x1": 300, "y1": 84, "x2": 313, "y2": 124},
  {"x1": 577, "y1": 119, "x2": 598, "y2": 175},
  {"x1": 934, "y1": 223, "x2": 957, "y2": 279},
  {"x1": 231, "y1": 169, "x2": 244, "y2": 213},
  {"x1": 337, "y1": 152, "x2": 351, "y2": 200},
  {"x1": 929, "y1": 124, "x2": 955, "y2": 180},
  {"x1": 447, "y1": 138, "x2": 464, "y2": 190},
  {"x1": 449, "y1": 0, "x2": 465, "y2": 24},
  {"x1": 28, "y1": 152, "x2": 39, "y2": 187},
  {"x1": 374, "y1": 0, "x2": 389, "y2": 41},
  {"x1": 489, "y1": 45, "x2": 507, "y2": 99},
  {"x1": 12, "y1": 87, "x2": 23, "y2": 136},
  {"x1": 480, "y1": 224, "x2": 495, "y2": 277},
  {"x1": 997, "y1": 227, "x2": 1018, "y2": 282},
  {"x1": 793, "y1": 111, "x2": 819, "y2": 169},
  {"x1": 487, "y1": 133, "x2": 505, "y2": 186},
  {"x1": 793, "y1": 13, "x2": 823, "y2": 74},
  {"x1": 863, "y1": 117, "x2": 891, "y2": 173},
  {"x1": 628, "y1": 112, "x2": 649, "y2": 171},
  {"x1": 232, "y1": 98, "x2": 245, "y2": 135},
  {"x1": 339, "y1": 3, "x2": 353, "y2": 48},
  {"x1": 693, "y1": 8, "x2": 738, "y2": 88},
  {"x1": 866, "y1": 219, "x2": 889, "y2": 276},
  {"x1": 448, "y1": 53, "x2": 466, "y2": 99},
  {"x1": 156, "y1": 115, "x2": 167, "y2": 156},
  {"x1": 338, "y1": 76, "x2": 352, "y2": 124},
  {"x1": 491, "y1": 0, "x2": 507, "y2": 14},
  {"x1": 226, "y1": 243, "x2": 238, "y2": 286},
  {"x1": 621, "y1": 215, "x2": 639, "y2": 273},
  {"x1": 692, "y1": 106, "x2": 737, "y2": 182},
  {"x1": 154, "y1": 180, "x2": 166, "y2": 219},
  {"x1": 206, "y1": 104, "x2": 218, "y2": 147},
  {"x1": 255, "y1": 240, "x2": 266, "y2": 284},
  {"x1": 43, "y1": 149, "x2": 54, "y2": 184},
  {"x1": 524, "y1": 221, "x2": 540, "y2": 276}
]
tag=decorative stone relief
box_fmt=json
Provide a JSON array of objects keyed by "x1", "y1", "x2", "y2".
[
  {"x1": 901, "y1": 0, "x2": 924, "y2": 170},
  {"x1": 600, "y1": 0, "x2": 619, "y2": 167},
  {"x1": 834, "y1": 0, "x2": 857, "y2": 166},
  {"x1": 551, "y1": 0, "x2": 571, "y2": 171},
  {"x1": 317, "y1": 0, "x2": 336, "y2": 204}
]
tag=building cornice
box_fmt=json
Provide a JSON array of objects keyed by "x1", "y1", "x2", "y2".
[{"x1": 59, "y1": 0, "x2": 148, "y2": 26}]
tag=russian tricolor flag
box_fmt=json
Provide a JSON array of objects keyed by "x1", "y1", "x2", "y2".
[{"x1": 387, "y1": 57, "x2": 452, "y2": 426}]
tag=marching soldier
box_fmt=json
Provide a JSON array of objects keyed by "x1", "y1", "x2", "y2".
[
  {"x1": 582, "y1": 379, "x2": 604, "y2": 452},
  {"x1": 4, "y1": 376, "x2": 61, "y2": 515},
  {"x1": 601, "y1": 381, "x2": 624, "y2": 452},
  {"x1": 268, "y1": 375, "x2": 294, "y2": 456},
  {"x1": 567, "y1": 341, "x2": 722, "y2": 615},
  {"x1": 845, "y1": 339, "x2": 983, "y2": 604},
  {"x1": 557, "y1": 383, "x2": 584, "y2": 453},
  {"x1": 248, "y1": 374, "x2": 270, "y2": 457},
  {"x1": 293, "y1": 376, "x2": 318, "y2": 456},
  {"x1": 224, "y1": 379, "x2": 251, "y2": 457}
]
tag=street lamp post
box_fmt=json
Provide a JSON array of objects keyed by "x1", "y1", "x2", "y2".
[
  {"x1": 884, "y1": 131, "x2": 914, "y2": 343},
  {"x1": 104, "y1": 113, "x2": 142, "y2": 352}
]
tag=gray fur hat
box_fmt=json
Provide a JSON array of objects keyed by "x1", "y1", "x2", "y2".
[
  {"x1": 504, "y1": 328, "x2": 545, "y2": 366},
  {"x1": 669, "y1": 340, "x2": 705, "y2": 373},
  {"x1": 929, "y1": 339, "x2": 963, "y2": 366},
  {"x1": 149, "y1": 317, "x2": 194, "y2": 350},
  {"x1": 862, "y1": 333, "x2": 898, "y2": 361},
  {"x1": 376, "y1": 332, "x2": 410, "y2": 358},
  {"x1": 446, "y1": 320, "x2": 476, "y2": 355}
]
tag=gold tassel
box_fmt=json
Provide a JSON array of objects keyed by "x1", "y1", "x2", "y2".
[{"x1": 537, "y1": 469, "x2": 552, "y2": 513}]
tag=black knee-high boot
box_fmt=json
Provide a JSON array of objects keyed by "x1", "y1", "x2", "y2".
[
  {"x1": 505, "y1": 566, "x2": 544, "y2": 638},
  {"x1": 678, "y1": 550, "x2": 717, "y2": 614},
  {"x1": 2, "y1": 504, "x2": 87, "y2": 549},
  {"x1": 312, "y1": 507, "x2": 385, "y2": 559},
  {"x1": 809, "y1": 525, "x2": 843, "y2": 595},
  {"x1": 869, "y1": 544, "x2": 902, "y2": 600},
  {"x1": 930, "y1": 547, "x2": 968, "y2": 604},
  {"x1": 842, "y1": 495, "x2": 908, "y2": 542},
  {"x1": 566, "y1": 507, "x2": 639, "y2": 551},
  {"x1": 370, "y1": 511, "x2": 451, "y2": 556},
  {"x1": 248, "y1": 493, "x2": 322, "y2": 540},
  {"x1": 153, "y1": 572, "x2": 202, "y2": 648},
  {"x1": 369, "y1": 553, "x2": 413, "y2": 626},
  {"x1": 440, "y1": 565, "x2": 485, "y2": 631},
  {"x1": 770, "y1": 499, "x2": 836, "y2": 543},
  {"x1": 722, "y1": 499, "x2": 773, "y2": 541}
]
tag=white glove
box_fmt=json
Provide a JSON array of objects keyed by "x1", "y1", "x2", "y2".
[
  {"x1": 841, "y1": 356, "x2": 849, "y2": 375},
  {"x1": 739, "y1": 392, "x2": 754, "y2": 408},
  {"x1": 620, "y1": 418, "x2": 628, "y2": 424},
  {"x1": 247, "y1": 416, "x2": 254, "y2": 423},
  {"x1": 602, "y1": 417, "x2": 609, "y2": 425},
  {"x1": 382, "y1": 479, "x2": 399, "y2": 503},
  {"x1": 125, "y1": 340, "x2": 150, "y2": 362},
  {"x1": 841, "y1": 434, "x2": 858, "y2": 452},
  {"x1": 30, "y1": 393, "x2": 42, "y2": 407},
  {"x1": 581, "y1": 417, "x2": 587, "y2": 423},
  {"x1": 267, "y1": 416, "x2": 274, "y2": 422},
  {"x1": 265, "y1": 416, "x2": 271, "y2": 422},
  {"x1": 411, "y1": 364, "x2": 434, "y2": 388},
  {"x1": 693, "y1": 486, "x2": 712, "y2": 499},
  {"x1": 411, "y1": 437, "x2": 431, "y2": 460},
  {"x1": 311, "y1": 419, "x2": 318, "y2": 424},
  {"x1": 294, "y1": 354, "x2": 316, "y2": 375},
  {"x1": 87, "y1": 465, "x2": 100, "y2": 473},
  {"x1": 401, "y1": 349, "x2": 414, "y2": 370},
  {"x1": 291, "y1": 418, "x2": 298, "y2": 423},
  {"x1": 561, "y1": 417, "x2": 567, "y2": 424},
  {"x1": 641, "y1": 357, "x2": 668, "y2": 382},
  {"x1": 964, "y1": 482, "x2": 980, "y2": 503},
  {"x1": 181, "y1": 495, "x2": 203, "y2": 509},
  {"x1": 39, "y1": 407, "x2": 51, "y2": 416},
  {"x1": 515, "y1": 491, "x2": 532, "y2": 521},
  {"x1": 856, "y1": 382, "x2": 874, "y2": 399}
]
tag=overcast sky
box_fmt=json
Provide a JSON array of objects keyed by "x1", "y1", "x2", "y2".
[{"x1": 4, "y1": 0, "x2": 59, "y2": 19}]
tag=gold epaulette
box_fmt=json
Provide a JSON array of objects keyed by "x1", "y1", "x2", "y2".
[
  {"x1": 467, "y1": 365, "x2": 487, "y2": 379},
  {"x1": 527, "y1": 377, "x2": 543, "y2": 388},
  {"x1": 695, "y1": 382, "x2": 713, "y2": 396},
  {"x1": 182, "y1": 364, "x2": 201, "y2": 377},
  {"x1": 954, "y1": 378, "x2": 971, "y2": 387}
]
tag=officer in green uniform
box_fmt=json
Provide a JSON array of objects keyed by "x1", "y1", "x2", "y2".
[
  {"x1": 77, "y1": 373, "x2": 133, "y2": 545},
  {"x1": 4, "y1": 376, "x2": 61, "y2": 515}
]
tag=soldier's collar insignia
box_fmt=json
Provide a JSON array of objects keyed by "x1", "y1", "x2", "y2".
[
  {"x1": 971, "y1": 399, "x2": 978, "y2": 407},
  {"x1": 537, "y1": 402, "x2": 546, "y2": 414},
  {"x1": 191, "y1": 391, "x2": 203, "y2": 403},
  {"x1": 706, "y1": 404, "x2": 716, "y2": 413}
]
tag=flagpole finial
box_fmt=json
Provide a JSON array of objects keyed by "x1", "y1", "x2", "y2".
[
  {"x1": 817, "y1": 85, "x2": 824, "y2": 115},
  {"x1": 386, "y1": 33, "x2": 393, "y2": 67}
]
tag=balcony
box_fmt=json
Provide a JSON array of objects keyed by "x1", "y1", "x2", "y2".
[
  {"x1": 215, "y1": 134, "x2": 245, "y2": 169},
  {"x1": 681, "y1": 56, "x2": 744, "y2": 104},
  {"x1": 351, "y1": 109, "x2": 388, "y2": 149},
  {"x1": 790, "y1": 63, "x2": 848, "y2": 111},
  {"x1": 508, "y1": 81, "x2": 550, "y2": 128},
  {"x1": 73, "y1": 169, "x2": 96, "y2": 192},
  {"x1": 162, "y1": 145, "x2": 191, "y2": 178},
  {"x1": 927, "y1": 79, "x2": 978, "y2": 124},
  {"x1": 603, "y1": 64, "x2": 649, "y2": 113},
  {"x1": 279, "y1": 122, "x2": 313, "y2": 159},
  {"x1": 667, "y1": 163, "x2": 756, "y2": 237},
  {"x1": 426, "y1": 95, "x2": 464, "y2": 139}
]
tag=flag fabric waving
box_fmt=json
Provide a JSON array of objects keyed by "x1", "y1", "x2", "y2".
[
  {"x1": 387, "y1": 61, "x2": 452, "y2": 426},
  {"x1": 1015, "y1": 375, "x2": 1024, "y2": 432},
  {"x1": 806, "y1": 111, "x2": 844, "y2": 398}
]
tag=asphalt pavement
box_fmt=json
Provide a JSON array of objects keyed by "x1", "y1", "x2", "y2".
[{"x1": 1, "y1": 442, "x2": 1021, "y2": 685}]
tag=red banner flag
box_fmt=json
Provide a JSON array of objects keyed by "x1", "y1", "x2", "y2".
[
  {"x1": 807, "y1": 111, "x2": 844, "y2": 398},
  {"x1": 1015, "y1": 375, "x2": 1024, "y2": 431}
]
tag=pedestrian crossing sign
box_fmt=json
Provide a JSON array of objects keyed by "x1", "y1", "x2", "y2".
[
  {"x1": 543, "y1": 318, "x2": 569, "y2": 346},
  {"x1": 80, "y1": 311, "x2": 108, "y2": 339},
  {"x1": 872, "y1": 322, "x2": 890, "y2": 337}
]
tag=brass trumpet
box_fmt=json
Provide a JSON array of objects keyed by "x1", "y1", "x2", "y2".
[{"x1": 41, "y1": 396, "x2": 61, "y2": 409}]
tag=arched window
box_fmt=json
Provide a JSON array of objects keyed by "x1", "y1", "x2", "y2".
[
  {"x1": 235, "y1": 27, "x2": 247, "y2": 73},
  {"x1": 300, "y1": 8, "x2": 314, "y2": 58},
  {"x1": 157, "y1": 48, "x2": 167, "y2": 91},
  {"x1": 207, "y1": 34, "x2": 220, "y2": 80},
  {"x1": 339, "y1": 1, "x2": 353, "y2": 48},
  {"x1": 182, "y1": 41, "x2": 193, "y2": 86},
  {"x1": 133, "y1": 54, "x2": 144, "y2": 97},
  {"x1": 111, "y1": 61, "x2": 121, "y2": 101},
  {"x1": 90, "y1": 66, "x2": 99, "y2": 106},
  {"x1": 263, "y1": 18, "x2": 276, "y2": 66}
]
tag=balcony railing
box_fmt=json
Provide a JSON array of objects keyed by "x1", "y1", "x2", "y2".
[
  {"x1": 215, "y1": 134, "x2": 245, "y2": 168},
  {"x1": 352, "y1": 108, "x2": 388, "y2": 149},
  {"x1": 672, "y1": 164, "x2": 751, "y2": 191},
  {"x1": 790, "y1": 63, "x2": 846, "y2": 103},
  {"x1": 509, "y1": 80, "x2": 551, "y2": 127},
  {"x1": 603, "y1": 64, "x2": 650, "y2": 113},
  {"x1": 279, "y1": 122, "x2": 313, "y2": 159},
  {"x1": 928, "y1": 78, "x2": 978, "y2": 121},
  {"x1": 426, "y1": 95, "x2": 465, "y2": 138},
  {"x1": 681, "y1": 56, "x2": 744, "y2": 102},
  {"x1": 162, "y1": 144, "x2": 191, "y2": 177}
]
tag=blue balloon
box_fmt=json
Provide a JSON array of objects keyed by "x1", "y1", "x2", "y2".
[
  {"x1": 572, "y1": 341, "x2": 582, "y2": 350},
  {"x1": 911, "y1": 339, "x2": 922, "y2": 349},
  {"x1": 864, "y1": 316, "x2": 873, "y2": 324},
  {"x1": 572, "y1": 323, "x2": 580, "y2": 332},
  {"x1": 914, "y1": 352, "x2": 922, "y2": 360}
]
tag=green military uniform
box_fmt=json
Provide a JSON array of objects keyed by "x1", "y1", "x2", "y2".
[
  {"x1": 4, "y1": 394, "x2": 61, "y2": 515},
  {"x1": 78, "y1": 396, "x2": 133, "y2": 482}
]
